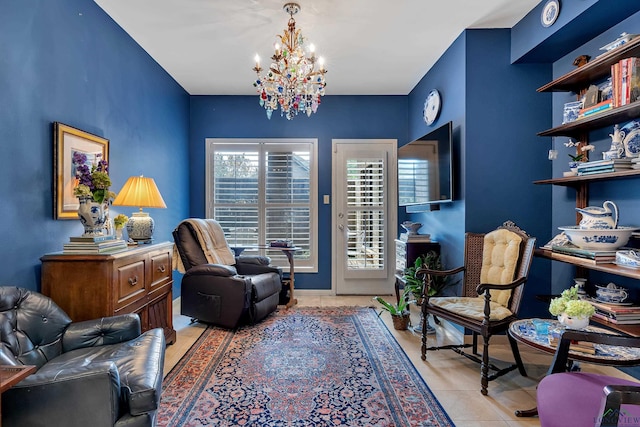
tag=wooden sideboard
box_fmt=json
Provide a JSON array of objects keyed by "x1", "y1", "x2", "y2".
[{"x1": 41, "y1": 241, "x2": 176, "y2": 345}]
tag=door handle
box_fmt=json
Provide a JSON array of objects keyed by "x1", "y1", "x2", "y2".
[{"x1": 338, "y1": 224, "x2": 344, "y2": 231}]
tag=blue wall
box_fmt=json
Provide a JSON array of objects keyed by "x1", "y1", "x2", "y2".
[
  {"x1": 189, "y1": 95, "x2": 408, "y2": 289},
  {"x1": 406, "y1": 29, "x2": 552, "y2": 318},
  {"x1": 0, "y1": 0, "x2": 190, "y2": 295}
]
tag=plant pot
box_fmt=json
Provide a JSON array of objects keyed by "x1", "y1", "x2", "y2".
[
  {"x1": 391, "y1": 313, "x2": 411, "y2": 330},
  {"x1": 557, "y1": 312, "x2": 589, "y2": 330}
]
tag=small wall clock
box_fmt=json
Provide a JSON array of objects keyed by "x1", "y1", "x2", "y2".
[
  {"x1": 423, "y1": 89, "x2": 441, "y2": 126},
  {"x1": 541, "y1": 0, "x2": 560, "y2": 28}
]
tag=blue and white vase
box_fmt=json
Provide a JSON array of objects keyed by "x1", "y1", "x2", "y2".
[{"x1": 77, "y1": 196, "x2": 108, "y2": 237}]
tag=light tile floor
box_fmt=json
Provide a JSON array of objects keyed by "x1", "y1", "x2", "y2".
[{"x1": 165, "y1": 295, "x2": 638, "y2": 427}]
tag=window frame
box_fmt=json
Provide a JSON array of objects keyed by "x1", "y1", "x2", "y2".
[{"x1": 205, "y1": 138, "x2": 318, "y2": 273}]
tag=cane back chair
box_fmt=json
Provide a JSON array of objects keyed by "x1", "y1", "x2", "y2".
[{"x1": 417, "y1": 220, "x2": 536, "y2": 395}]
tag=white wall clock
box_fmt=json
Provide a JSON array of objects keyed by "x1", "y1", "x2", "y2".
[
  {"x1": 541, "y1": 0, "x2": 560, "y2": 28},
  {"x1": 423, "y1": 89, "x2": 441, "y2": 126}
]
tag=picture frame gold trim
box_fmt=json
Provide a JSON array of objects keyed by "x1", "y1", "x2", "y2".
[{"x1": 53, "y1": 122, "x2": 109, "y2": 220}]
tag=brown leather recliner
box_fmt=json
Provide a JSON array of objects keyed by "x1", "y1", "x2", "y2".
[
  {"x1": 172, "y1": 219, "x2": 282, "y2": 329},
  {"x1": 0, "y1": 286, "x2": 165, "y2": 427}
]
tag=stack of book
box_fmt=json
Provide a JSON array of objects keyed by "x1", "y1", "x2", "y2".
[
  {"x1": 399, "y1": 233, "x2": 431, "y2": 242},
  {"x1": 632, "y1": 158, "x2": 640, "y2": 169},
  {"x1": 551, "y1": 244, "x2": 616, "y2": 265},
  {"x1": 611, "y1": 57, "x2": 640, "y2": 108},
  {"x1": 577, "y1": 100, "x2": 613, "y2": 119},
  {"x1": 548, "y1": 336, "x2": 596, "y2": 354},
  {"x1": 591, "y1": 299, "x2": 640, "y2": 325},
  {"x1": 63, "y1": 235, "x2": 128, "y2": 254},
  {"x1": 576, "y1": 158, "x2": 633, "y2": 176}
]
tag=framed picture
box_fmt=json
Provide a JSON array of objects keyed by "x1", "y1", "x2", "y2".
[{"x1": 53, "y1": 122, "x2": 109, "y2": 220}]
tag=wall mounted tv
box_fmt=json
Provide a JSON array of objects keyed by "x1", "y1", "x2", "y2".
[{"x1": 398, "y1": 121, "x2": 453, "y2": 211}]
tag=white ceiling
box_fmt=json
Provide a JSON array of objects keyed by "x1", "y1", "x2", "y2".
[{"x1": 93, "y1": 0, "x2": 541, "y2": 96}]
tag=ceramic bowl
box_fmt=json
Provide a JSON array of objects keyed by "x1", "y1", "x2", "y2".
[
  {"x1": 558, "y1": 226, "x2": 638, "y2": 251},
  {"x1": 616, "y1": 250, "x2": 640, "y2": 268}
]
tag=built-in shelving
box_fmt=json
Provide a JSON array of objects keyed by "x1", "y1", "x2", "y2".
[
  {"x1": 534, "y1": 37, "x2": 640, "y2": 338},
  {"x1": 538, "y1": 36, "x2": 640, "y2": 93}
]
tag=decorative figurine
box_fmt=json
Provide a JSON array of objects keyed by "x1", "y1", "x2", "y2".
[
  {"x1": 603, "y1": 124, "x2": 625, "y2": 159},
  {"x1": 572, "y1": 54, "x2": 591, "y2": 67}
]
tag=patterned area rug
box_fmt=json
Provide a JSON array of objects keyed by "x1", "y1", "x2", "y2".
[{"x1": 158, "y1": 307, "x2": 454, "y2": 426}]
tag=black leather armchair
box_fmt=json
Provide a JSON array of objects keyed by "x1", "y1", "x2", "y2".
[
  {"x1": 0, "y1": 286, "x2": 165, "y2": 427},
  {"x1": 172, "y1": 219, "x2": 282, "y2": 328}
]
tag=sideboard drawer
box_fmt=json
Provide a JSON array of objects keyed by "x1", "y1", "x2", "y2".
[
  {"x1": 116, "y1": 260, "x2": 147, "y2": 308},
  {"x1": 150, "y1": 251, "x2": 171, "y2": 288}
]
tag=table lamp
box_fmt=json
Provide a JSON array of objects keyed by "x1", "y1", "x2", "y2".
[{"x1": 113, "y1": 176, "x2": 166, "y2": 243}]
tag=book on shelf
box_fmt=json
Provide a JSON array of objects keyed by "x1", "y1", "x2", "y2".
[
  {"x1": 611, "y1": 57, "x2": 640, "y2": 107},
  {"x1": 548, "y1": 251, "x2": 615, "y2": 265},
  {"x1": 594, "y1": 309, "x2": 640, "y2": 321},
  {"x1": 69, "y1": 235, "x2": 116, "y2": 243},
  {"x1": 551, "y1": 245, "x2": 616, "y2": 262},
  {"x1": 589, "y1": 299, "x2": 640, "y2": 315},
  {"x1": 592, "y1": 312, "x2": 640, "y2": 325},
  {"x1": 577, "y1": 100, "x2": 613, "y2": 118}
]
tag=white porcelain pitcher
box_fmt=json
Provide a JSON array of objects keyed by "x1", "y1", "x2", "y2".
[{"x1": 576, "y1": 200, "x2": 618, "y2": 229}]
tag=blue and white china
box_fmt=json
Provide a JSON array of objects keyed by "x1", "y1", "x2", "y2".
[
  {"x1": 606, "y1": 124, "x2": 626, "y2": 159},
  {"x1": 576, "y1": 200, "x2": 618, "y2": 229},
  {"x1": 558, "y1": 226, "x2": 638, "y2": 250},
  {"x1": 77, "y1": 196, "x2": 108, "y2": 237},
  {"x1": 616, "y1": 250, "x2": 640, "y2": 268},
  {"x1": 595, "y1": 283, "x2": 628, "y2": 303},
  {"x1": 620, "y1": 120, "x2": 640, "y2": 158}
]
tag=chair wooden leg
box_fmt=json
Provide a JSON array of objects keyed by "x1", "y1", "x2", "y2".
[
  {"x1": 472, "y1": 333, "x2": 478, "y2": 355},
  {"x1": 508, "y1": 333, "x2": 527, "y2": 377},
  {"x1": 421, "y1": 301, "x2": 428, "y2": 361},
  {"x1": 481, "y1": 334, "x2": 490, "y2": 395}
]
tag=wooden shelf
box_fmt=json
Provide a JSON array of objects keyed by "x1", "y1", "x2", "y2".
[
  {"x1": 533, "y1": 169, "x2": 640, "y2": 186},
  {"x1": 538, "y1": 36, "x2": 640, "y2": 93},
  {"x1": 535, "y1": 249, "x2": 640, "y2": 336},
  {"x1": 536, "y1": 248, "x2": 640, "y2": 279},
  {"x1": 538, "y1": 102, "x2": 640, "y2": 138}
]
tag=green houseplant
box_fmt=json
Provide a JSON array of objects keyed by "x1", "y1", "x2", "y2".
[
  {"x1": 373, "y1": 288, "x2": 414, "y2": 330},
  {"x1": 403, "y1": 250, "x2": 455, "y2": 301},
  {"x1": 549, "y1": 285, "x2": 595, "y2": 329}
]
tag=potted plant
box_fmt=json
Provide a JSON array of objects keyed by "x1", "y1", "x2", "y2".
[
  {"x1": 113, "y1": 214, "x2": 129, "y2": 239},
  {"x1": 549, "y1": 285, "x2": 595, "y2": 329},
  {"x1": 373, "y1": 288, "x2": 414, "y2": 330},
  {"x1": 404, "y1": 251, "x2": 456, "y2": 302},
  {"x1": 568, "y1": 153, "x2": 585, "y2": 172}
]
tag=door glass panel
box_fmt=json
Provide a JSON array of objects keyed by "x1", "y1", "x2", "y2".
[{"x1": 345, "y1": 159, "x2": 385, "y2": 271}]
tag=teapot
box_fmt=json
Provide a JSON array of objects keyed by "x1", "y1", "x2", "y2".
[
  {"x1": 596, "y1": 283, "x2": 628, "y2": 303},
  {"x1": 576, "y1": 200, "x2": 618, "y2": 229}
]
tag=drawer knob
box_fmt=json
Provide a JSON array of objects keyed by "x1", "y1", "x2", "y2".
[
  {"x1": 128, "y1": 275, "x2": 138, "y2": 286},
  {"x1": 158, "y1": 265, "x2": 166, "y2": 273}
]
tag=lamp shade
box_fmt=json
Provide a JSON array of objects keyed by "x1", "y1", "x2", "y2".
[
  {"x1": 113, "y1": 176, "x2": 167, "y2": 209},
  {"x1": 113, "y1": 176, "x2": 166, "y2": 243}
]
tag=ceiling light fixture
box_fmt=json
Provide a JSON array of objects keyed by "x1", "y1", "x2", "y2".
[{"x1": 252, "y1": 2, "x2": 327, "y2": 120}]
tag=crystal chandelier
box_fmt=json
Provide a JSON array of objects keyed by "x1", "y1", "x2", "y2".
[{"x1": 252, "y1": 2, "x2": 327, "y2": 120}]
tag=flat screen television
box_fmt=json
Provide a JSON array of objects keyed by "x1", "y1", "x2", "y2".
[{"x1": 398, "y1": 121, "x2": 453, "y2": 209}]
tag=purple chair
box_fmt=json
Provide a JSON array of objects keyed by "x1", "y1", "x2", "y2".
[{"x1": 537, "y1": 330, "x2": 640, "y2": 427}]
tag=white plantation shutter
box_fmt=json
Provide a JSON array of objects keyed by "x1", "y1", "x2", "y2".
[
  {"x1": 346, "y1": 159, "x2": 385, "y2": 271},
  {"x1": 206, "y1": 140, "x2": 317, "y2": 271}
]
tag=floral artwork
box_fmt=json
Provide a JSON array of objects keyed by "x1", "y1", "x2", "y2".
[{"x1": 54, "y1": 122, "x2": 109, "y2": 219}]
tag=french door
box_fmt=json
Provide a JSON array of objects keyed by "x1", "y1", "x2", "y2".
[{"x1": 332, "y1": 139, "x2": 397, "y2": 295}]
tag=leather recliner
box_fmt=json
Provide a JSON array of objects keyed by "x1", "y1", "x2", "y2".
[
  {"x1": 172, "y1": 219, "x2": 282, "y2": 329},
  {"x1": 0, "y1": 286, "x2": 165, "y2": 427}
]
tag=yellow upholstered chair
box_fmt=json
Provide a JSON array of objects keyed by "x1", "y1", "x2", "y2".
[{"x1": 417, "y1": 220, "x2": 536, "y2": 395}]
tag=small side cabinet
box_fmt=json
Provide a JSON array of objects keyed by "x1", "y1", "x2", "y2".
[{"x1": 41, "y1": 241, "x2": 176, "y2": 345}]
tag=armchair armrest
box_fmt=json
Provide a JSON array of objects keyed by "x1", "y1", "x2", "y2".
[
  {"x1": 186, "y1": 263, "x2": 238, "y2": 277},
  {"x1": 3, "y1": 361, "x2": 121, "y2": 427},
  {"x1": 476, "y1": 276, "x2": 527, "y2": 294},
  {"x1": 63, "y1": 314, "x2": 141, "y2": 352},
  {"x1": 416, "y1": 266, "x2": 464, "y2": 298},
  {"x1": 602, "y1": 384, "x2": 640, "y2": 415}
]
